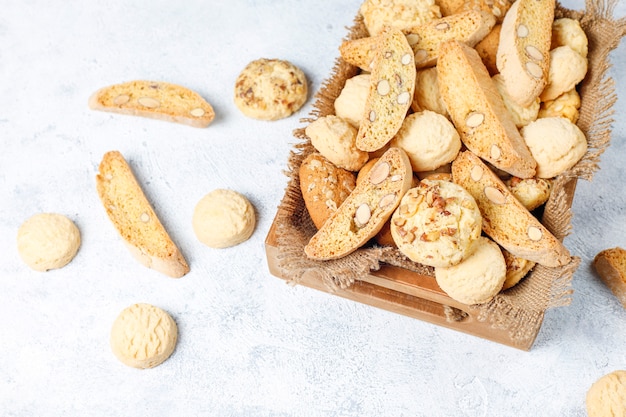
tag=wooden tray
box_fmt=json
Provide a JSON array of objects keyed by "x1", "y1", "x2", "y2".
[{"x1": 265, "y1": 214, "x2": 543, "y2": 351}]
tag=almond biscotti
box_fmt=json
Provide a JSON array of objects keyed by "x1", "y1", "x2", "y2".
[
  {"x1": 89, "y1": 80, "x2": 215, "y2": 128},
  {"x1": 593, "y1": 247, "x2": 626, "y2": 309},
  {"x1": 355, "y1": 27, "x2": 416, "y2": 152},
  {"x1": 496, "y1": 0, "x2": 555, "y2": 107},
  {"x1": 96, "y1": 151, "x2": 190, "y2": 278},
  {"x1": 304, "y1": 147, "x2": 413, "y2": 260},
  {"x1": 451, "y1": 150, "x2": 570, "y2": 267},
  {"x1": 437, "y1": 39, "x2": 537, "y2": 178}
]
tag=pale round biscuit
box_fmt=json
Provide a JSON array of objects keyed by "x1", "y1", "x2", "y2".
[
  {"x1": 17, "y1": 213, "x2": 81, "y2": 272},
  {"x1": 586, "y1": 370, "x2": 626, "y2": 417},
  {"x1": 538, "y1": 88, "x2": 581, "y2": 124},
  {"x1": 551, "y1": 17, "x2": 588, "y2": 58},
  {"x1": 306, "y1": 115, "x2": 369, "y2": 171},
  {"x1": 234, "y1": 58, "x2": 308, "y2": 121},
  {"x1": 435, "y1": 236, "x2": 506, "y2": 305},
  {"x1": 334, "y1": 74, "x2": 370, "y2": 128},
  {"x1": 540, "y1": 46, "x2": 588, "y2": 102},
  {"x1": 110, "y1": 303, "x2": 177, "y2": 369},
  {"x1": 390, "y1": 110, "x2": 461, "y2": 172},
  {"x1": 521, "y1": 117, "x2": 587, "y2": 179},
  {"x1": 360, "y1": 0, "x2": 442, "y2": 36},
  {"x1": 411, "y1": 67, "x2": 448, "y2": 116},
  {"x1": 193, "y1": 189, "x2": 256, "y2": 248},
  {"x1": 390, "y1": 179, "x2": 482, "y2": 268},
  {"x1": 505, "y1": 176, "x2": 552, "y2": 211},
  {"x1": 492, "y1": 74, "x2": 539, "y2": 128}
]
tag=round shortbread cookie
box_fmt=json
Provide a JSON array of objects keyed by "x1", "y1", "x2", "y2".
[
  {"x1": 17, "y1": 213, "x2": 81, "y2": 272},
  {"x1": 193, "y1": 189, "x2": 256, "y2": 248},
  {"x1": 110, "y1": 303, "x2": 177, "y2": 369},
  {"x1": 334, "y1": 73, "x2": 370, "y2": 128},
  {"x1": 390, "y1": 179, "x2": 482, "y2": 268},
  {"x1": 306, "y1": 115, "x2": 369, "y2": 171},
  {"x1": 551, "y1": 17, "x2": 588, "y2": 58},
  {"x1": 540, "y1": 46, "x2": 588, "y2": 102},
  {"x1": 538, "y1": 88, "x2": 581, "y2": 124},
  {"x1": 586, "y1": 370, "x2": 626, "y2": 417},
  {"x1": 435, "y1": 237, "x2": 506, "y2": 305},
  {"x1": 234, "y1": 58, "x2": 308, "y2": 121},
  {"x1": 492, "y1": 73, "x2": 539, "y2": 128}
]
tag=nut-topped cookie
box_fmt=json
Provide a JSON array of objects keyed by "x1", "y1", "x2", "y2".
[
  {"x1": 390, "y1": 179, "x2": 482, "y2": 268},
  {"x1": 356, "y1": 27, "x2": 416, "y2": 152},
  {"x1": 304, "y1": 147, "x2": 413, "y2": 260}
]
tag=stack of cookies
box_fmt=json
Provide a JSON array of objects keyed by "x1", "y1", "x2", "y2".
[{"x1": 299, "y1": 0, "x2": 590, "y2": 306}]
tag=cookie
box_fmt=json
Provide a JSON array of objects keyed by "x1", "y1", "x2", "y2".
[
  {"x1": 540, "y1": 45, "x2": 588, "y2": 102},
  {"x1": 435, "y1": 236, "x2": 506, "y2": 304},
  {"x1": 306, "y1": 115, "x2": 369, "y2": 171},
  {"x1": 96, "y1": 151, "x2": 189, "y2": 278},
  {"x1": 538, "y1": 88, "x2": 581, "y2": 123},
  {"x1": 334, "y1": 74, "x2": 371, "y2": 128},
  {"x1": 356, "y1": 27, "x2": 416, "y2": 152},
  {"x1": 474, "y1": 24, "x2": 501, "y2": 76},
  {"x1": 495, "y1": 0, "x2": 555, "y2": 107},
  {"x1": 451, "y1": 150, "x2": 571, "y2": 267},
  {"x1": 411, "y1": 67, "x2": 448, "y2": 116},
  {"x1": 551, "y1": 17, "x2": 588, "y2": 58},
  {"x1": 505, "y1": 176, "x2": 552, "y2": 211},
  {"x1": 390, "y1": 110, "x2": 461, "y2": 172},
  {"x1": 586, "y1": 370, "x2": 626, "y2": 417},
  {"x1": 234, "y1": 58, "x2": 307, "y2": 121},
  {"x1": 304, "y1": 147, "x2": 413, "y2": 260},
  {"x1": 502, "y1": 249, "x2": 535, "y2": 290},
  {"x1": 299, "y1": 153, "x2": 356, "y2": 229},
  {"x1": 390, "y1": 179, "x2": 482, "y2": 268},
  {"x1": 593, "y1": 247, "x2": 626, "y2": 309},
  {"x1": 492, "y1": 73, "x2": 539, "y2": 128},
  {"x1": 437, "y1": 39, "x2": 537, "y2": 178},
  {"x1": 110, "y1": 303, "x2": 177, "y2": 369},
  {"x1": 17, "y1": 213, "x2": 81, "y2": 272},
  {"x1": 520, "y1": 117, "x2": 587, "y2": 179},
  {"x1": 359, "y1": 0, "x2": 442, "y2": 36},
  {"x1": 453, "y1": 0, "x2": 513, "y2": 24},
  {"x1": 88, "y1": 80, "x2": 215, "y2": 128},
  {"x1": 192, "y1": 189, "x2": 256, "y2": 248}
]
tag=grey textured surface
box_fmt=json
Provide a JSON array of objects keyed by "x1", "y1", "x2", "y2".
[{"x1": 0, "y1": 0, "x2": 624, "y2": 416}]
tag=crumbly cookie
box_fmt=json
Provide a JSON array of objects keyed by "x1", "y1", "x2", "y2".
[
  {"x1": 496, "y1": 0, "x2": 555, "y2": 107},
  {"x1": 411, "y1": 67, "x2": 448, "y2": 116},
  {"x1": 502, "y1": 249, "x2": 535, "y2": 290},
  {"x1": 193, "y1": 189, "x2": 256, "y2": 248},
  {"x1": 334, "y1": 74, "x2": 371, "y2": 128},
  {"x1": 435, "y1": 236, "x2": 506, "y2": 304},
  {"x1": 540, "y1": 46, "x2": 588, "y2": 102},
  {"x1": 593, "y1": 247, "x2": 626, "y2": 309},
  {"x1": 454, "y1": 0, "x2": 513, "y2": 23},
  {"x1": 474, "y1": 24, "x2": 501, "y2": 76},
  {"x1": 88, "y1": 80, "x2": 215, "y2": 128},
  {"x1": 110, "y1": 303, "x2": 177, "y2": 369},
  {"x1": 551, "y1": 17, "x2": 588, "y2": 58},
  {"x1": 234, "y1": 58, "x2": 308, "y2": 121},
  {"x1": 520, "y1": 117, "x2": 587, "y2": 179},
  {"x1": 492, "y1": 73, "x2": 539, "y2": 128},
  {"x1": 17, "y1": 213, "x2": 81, "y2": 272},
  {"x1": 306, "y1": 115, "x2": 369, "y2": 171},
  {"x1": 356, "y1": 27, "x2": 416, "y2": 152},
  {"x1": 538, "y1": 88, "x2": 581, "y2": 124},
  {"x1": 359, "y1": 0, "x2": 442, "y2": 36},
  {"x1": 390, "y1": 110, "x2": 461, "y2": 172},
  {"x1": 390, "y1": 179, "x2": 482, "y2": 268},
  {"x1": 305, "y1": 147, "x2": 413, "y2": 260},
  {"x1": 505, "y1": 176, "x2": 552, "y2": 211},
  {"x1": 451, "y1": 150, "x2": 571, "y2": 267},
  {"x1": 300, "y1": 153, "x2": 356, "y2": 229},
  {"x1": 586, "y1": 370, "x2": 626, "y2": 417}
]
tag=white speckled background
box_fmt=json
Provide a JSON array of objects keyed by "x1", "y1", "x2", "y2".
[{"x1": 0, "y1": 0, "x2": 625, "y2": 416}]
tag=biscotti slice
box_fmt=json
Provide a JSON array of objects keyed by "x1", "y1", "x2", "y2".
[
  {"x1": 96, "y1": 151, "x2": 190, "y2": 278},
  {"x1": 406, "y1": 10, "x2": 496, "y2": 69},
  {"x1": 496, "y1": 0, "x2": 555, "y2": 107},
  {"x1": 593, "y1": 247, "x2": 626, "y2": 308},
  {"x1": 89, "y1": 80, "x2": 215, "y2": 128},
  {"x1": 304, "y1": 147, "x2": 413, "y2": 260},
  {"x1": 339, "y1": 37, "x2": 378, "y2": 72},
  {"x1": 451, "y1": 150, "x2": 570, "y2": 267},
  {"x1": 437, "y1": 39, "x2": 537, "y2": 178},
  {"x1": 355, "y1": 28, "x2": 416, "y2": 152}
]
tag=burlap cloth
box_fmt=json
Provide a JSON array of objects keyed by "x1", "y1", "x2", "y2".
[{"x1": 272, "y1": 0, "x2": 626, "y2": 344}]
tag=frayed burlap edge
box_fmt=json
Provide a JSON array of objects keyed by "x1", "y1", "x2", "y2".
[{"x1": 274, "y1": 0, "x2": 626, "y2": 343}]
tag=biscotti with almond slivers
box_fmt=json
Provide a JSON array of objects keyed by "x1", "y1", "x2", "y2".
[
  {"x1": 304, "y1": 147, "x2": 413, "y2": 260},
  {"x1": 437, "y1": 39, "x2": 537, "y2": 179},
  {"x1": 593, "y1": 247, "x2": 626, "y2": 309},
  {"x1": 96, "y1": 151, "x2": 190, "y2": 278},
  {"x1": 355, "y1": 27, "x2": 416, "y2": 152},
  {"x1": 451, "y1": 150, "x2": 570, "y2": 268},
  {"x1": 89, "y1": 80, "x2": 215, "y2": 128},
  {"x1": 496, "y1": 0, "x2": 555, "y2": 107}
]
